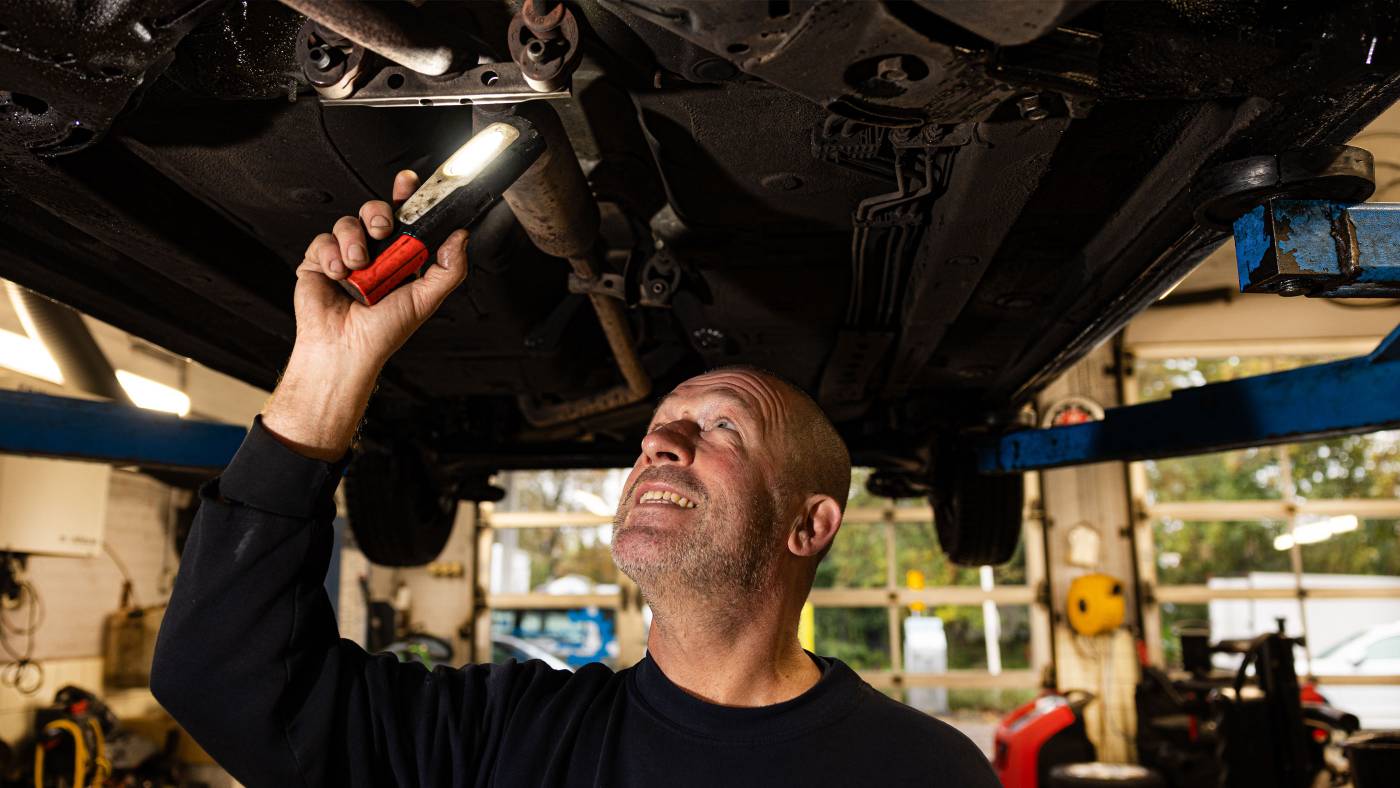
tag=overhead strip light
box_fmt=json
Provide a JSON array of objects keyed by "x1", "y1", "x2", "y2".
[
  {"x1": 0, "y1": 328, "x2": 64, "y2": 384},
  {"x1": 115, "y1": 370, "x2": 191, "y2": 417}
]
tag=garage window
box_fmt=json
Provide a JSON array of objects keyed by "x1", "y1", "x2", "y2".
[
  {"x1": 1129, "y1": 342, "x2": 1400, "y2": 728},
  {"x1": 471, "y1": 465, "x2": 1050, "y2": 727}
]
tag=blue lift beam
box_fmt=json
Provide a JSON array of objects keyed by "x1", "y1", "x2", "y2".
[
  {"x1": 979, "y1": 198, "x2": 1400, "y2": 476},
  {"x1": 0, "y1": 390, "x2": 245, "y2": 470}
]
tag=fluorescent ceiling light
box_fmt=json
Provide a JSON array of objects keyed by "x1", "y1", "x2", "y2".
[
  {"x1": 0, "y1": 328, "x2": 63, "y2": 384},
  {"x1": 116, "y1": 370, "x2": 190, "y2": 417}
]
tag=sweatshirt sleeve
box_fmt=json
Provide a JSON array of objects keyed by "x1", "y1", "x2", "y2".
[{"x1": 150, "y1": 419, "x2": 577, "y2": 787}]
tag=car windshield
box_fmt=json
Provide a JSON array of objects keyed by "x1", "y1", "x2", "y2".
[{"x1": 1317, "y1": 630, "x2": 1369, "y2": 659}]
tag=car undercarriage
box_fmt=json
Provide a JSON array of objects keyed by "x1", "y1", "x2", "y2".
[{"x1": 4, "y1": 0, "x2": 1400, "y2": 565}]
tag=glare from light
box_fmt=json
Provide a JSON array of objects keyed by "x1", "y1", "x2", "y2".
[
  {"x1": 1272, "y1": 515, "x2": 1361, "y2": 551},
  {"x1": 116, "y1": 370, "x2": 191, "y2": 417},
  {"x1": 1327, "y1": 514, "x2": 1360, "y2": 534},
  {"x1": 563, "y1": 489, "x2": 615, "y2": 517},
  {"x1": 442, "y1": 123, "x2": 520, "y2": 181},
  {"x1": 0, "y1": 328, "x2": 63, "y2": 383}
]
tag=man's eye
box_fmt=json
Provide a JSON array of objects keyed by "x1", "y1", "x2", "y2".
[{"x1": 713, "y1": 418, "x2": 734, "y2": 430}]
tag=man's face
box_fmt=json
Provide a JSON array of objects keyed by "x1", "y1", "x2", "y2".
[{"x1": 612, "y1": 370, "x2": 794, "y2": 597}]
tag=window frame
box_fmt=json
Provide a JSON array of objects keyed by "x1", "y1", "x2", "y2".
[{"x1": 1127, "y1": 337, "x2": 1400, "y2": 688}]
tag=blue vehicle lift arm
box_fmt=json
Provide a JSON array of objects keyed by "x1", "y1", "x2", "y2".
[
  {"x1": 978, "y1": 196, "x2": 1400, "y2": 476},
  {"x1": 0, "y1": 389, "x2": 246, "y2": 471},
  {"x1": 978, "y1": 323, "x2": 1400, "y2": 474}
]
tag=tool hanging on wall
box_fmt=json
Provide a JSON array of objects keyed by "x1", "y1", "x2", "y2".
[
  {"x1": 1067, "y1": 573, "x2": 1125, "y2": 637},
  {"x1": 341, "y1": 115, "x2": 546, "y2": 305}
]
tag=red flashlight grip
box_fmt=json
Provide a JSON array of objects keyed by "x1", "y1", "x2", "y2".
[{"x1": 340, "y1": 234, "x2": 431, "y2": 306}]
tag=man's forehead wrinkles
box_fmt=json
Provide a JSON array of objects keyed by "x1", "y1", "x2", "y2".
[
  {"x1": 685, "y1": 379, "x2": 775, "y2": 420},
  {"x1": 656, "y1": 373, "x2": 788, "y2": 426}
]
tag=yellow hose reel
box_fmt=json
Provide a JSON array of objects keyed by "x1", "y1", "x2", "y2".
[{"x1": 1067, "y1": 573, "x2": 1125, "y2": 636}]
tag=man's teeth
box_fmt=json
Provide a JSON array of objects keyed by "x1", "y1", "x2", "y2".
[{"x1": 639, "y1": 490, "x2": 696, "y2": 508}]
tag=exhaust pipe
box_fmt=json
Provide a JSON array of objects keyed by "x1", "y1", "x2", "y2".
[
  {"x1": 278, "y1": 0, "x2": 456, "y2": 76},
  {"x1": 483, "y1": 102, "x2": 652, "y2": 426}
]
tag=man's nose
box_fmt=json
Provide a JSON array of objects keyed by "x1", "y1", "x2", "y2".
[{"x1": 640, "y1": 421, "x2": 697, "y2": 466}]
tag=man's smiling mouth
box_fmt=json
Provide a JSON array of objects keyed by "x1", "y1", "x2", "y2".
[{"x1": 638, "y1": 490, "x2": 697, "y2": 509}]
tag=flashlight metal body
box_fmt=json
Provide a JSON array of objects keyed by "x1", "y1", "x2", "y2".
[{"x1": 341, "y1": 115, "x2": 545, "y2": 306}]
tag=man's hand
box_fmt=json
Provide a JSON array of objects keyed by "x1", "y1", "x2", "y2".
[{"x1": 262, "y1": 171, "x2": 470, "y2": 460}]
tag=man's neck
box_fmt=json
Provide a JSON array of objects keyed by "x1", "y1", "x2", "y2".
[{"x1": 642, "y1": 587, "x2": 820, "y2": 707}]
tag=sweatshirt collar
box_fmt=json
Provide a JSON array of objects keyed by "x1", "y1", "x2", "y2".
[{"x1": 627, "y1": 652, "x2": 864, "y2": 742}]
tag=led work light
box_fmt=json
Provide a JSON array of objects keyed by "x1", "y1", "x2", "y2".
[{"x1": 342, "y1": 116, "x2": 545, "y2": 306}]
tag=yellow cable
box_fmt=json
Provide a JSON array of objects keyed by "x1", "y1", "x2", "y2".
[
  {"x1": 85, "y1": 716, "x2": 109, "y2": 781},
  {"x1": 38, "y1": 719, "x2": 87, "y2": 788}
]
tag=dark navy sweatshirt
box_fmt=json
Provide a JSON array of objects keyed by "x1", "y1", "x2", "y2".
[{"x1": 151, "y1": 419, "x2": 999, "y2": 787}]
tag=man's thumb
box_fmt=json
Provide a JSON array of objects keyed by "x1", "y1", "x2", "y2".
[{"x1": 417, "y1": 230, "x2": 470, "y2": 297}]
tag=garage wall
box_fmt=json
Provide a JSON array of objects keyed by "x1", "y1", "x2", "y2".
[
  {"x1": 0, "y1": 287, "x2": 270, "y2": 750},
  {"x1": 0, "y1": 469, "x2": 177, "y2": 742},
  {"x1": 25, "y1": 470, "x2": 178, "y2": 660}
]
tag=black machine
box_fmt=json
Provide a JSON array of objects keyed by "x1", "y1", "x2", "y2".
[{"x1": 1136, "y1": 620, "x2": 1359, "y2": 788}]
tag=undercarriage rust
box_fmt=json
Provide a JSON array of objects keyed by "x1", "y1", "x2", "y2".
[
  {"x1": 276, "y1": 0, "x2": 456, "y2": 76},
  {"x1": 490, "y1": 101, "x2": 652, "y2": 426}
]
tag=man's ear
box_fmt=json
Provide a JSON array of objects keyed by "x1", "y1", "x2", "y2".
[{"x1": 788, "y1": 495, "x2": 842, "y2": 558}]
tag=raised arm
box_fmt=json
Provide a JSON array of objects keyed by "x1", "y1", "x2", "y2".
[{"x1": 150, "y1": 172, "x2": 477, "y2": 785}]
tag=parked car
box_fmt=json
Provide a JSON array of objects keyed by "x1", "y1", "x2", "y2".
[
  {"x1": 1306, "y1": 621, "x2": 1400, "y2": 729},
  {"x1": 491, "y1": 634, "x2": 573, "y2": 672}
]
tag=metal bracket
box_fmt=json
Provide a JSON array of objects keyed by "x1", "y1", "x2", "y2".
[
  {"x1": 320, "y1": 62, "x2": 568, "y2": 107},
  {"x1": 637, "y1": 255, "x2": 681, "y2": 308},
  {"x1": 567, "y1": 272, "x2": 625, "y2": 300},
  {"x1": 1233, "y1": 199, "x2": 1400, "y2": 297}
]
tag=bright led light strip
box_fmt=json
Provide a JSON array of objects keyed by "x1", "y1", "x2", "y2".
[{"x1": 441, "y1": 122, "x2": 520, "y2": 181}]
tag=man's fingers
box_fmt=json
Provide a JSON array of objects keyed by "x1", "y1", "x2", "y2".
[
  {"x1": 404, "y1": 230, "x2": 469, "y2": 317},
  {"x1": 359, "y1": 200, "x2": 395, "y2": 240},
  {"x1": 308, "y1": 232, "x2": 346, "y2": 279},
  {"x1": 392, "y1": 170, "x2": 420, "y2": 205},
  {"x1": 332, "y1": 215, "x2": 369, "y2": 271}
]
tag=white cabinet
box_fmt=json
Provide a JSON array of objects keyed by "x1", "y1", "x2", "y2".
[{"x1": 0, "y1": 455, "x2": 109, "y2": 557}]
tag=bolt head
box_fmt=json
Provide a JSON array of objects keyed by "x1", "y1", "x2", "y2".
[
  {"x1": 1016, "y1": 94, "x2": 1050, "y2": 121},
  {"x1": 876, "y1": 55, "x2": 907, "y2": 82}
]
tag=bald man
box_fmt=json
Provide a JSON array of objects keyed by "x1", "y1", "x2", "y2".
[{"x1": 151, "y1": 178, "x2": 997, "y2": 787}]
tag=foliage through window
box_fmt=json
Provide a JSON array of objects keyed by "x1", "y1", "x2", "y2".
[{"x1": 1135, "y1": 351, "x2": 1400, "y2": 674}]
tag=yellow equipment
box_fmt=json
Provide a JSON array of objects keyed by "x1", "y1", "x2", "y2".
[
  {"x1": 33, "y1": 717, "x2": 108, "y2": 788},
  {"x1": 1067, "y1": 573, "x2": 1125, "y2": 636}
]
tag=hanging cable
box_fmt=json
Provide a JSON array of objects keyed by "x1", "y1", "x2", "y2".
[
  {"x1": 103, "y1": 542, "x2": 140, "y2": 608},
  {"x1": 0, "y1": 577, "x2": 44, "y2": 695}
]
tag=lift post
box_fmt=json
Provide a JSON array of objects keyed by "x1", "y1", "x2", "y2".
[{"x1": 978, "y1": 195, "x2": 1400, "y2": 476}]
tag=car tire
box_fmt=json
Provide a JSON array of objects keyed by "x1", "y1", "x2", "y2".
[
  {"x1": 929, "y1": 440, "x2": 1023, "y2": 566},
  {"x1": 1047, "y1": 763, "x2": 1167, "y2": 787},
  {"x1": 345, "y1": 444, "x2": 458, "y2": 567}
]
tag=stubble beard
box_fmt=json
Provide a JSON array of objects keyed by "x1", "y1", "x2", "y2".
[{"x1": 611, "y1": 473, "x2": 782, "y2": 620}]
